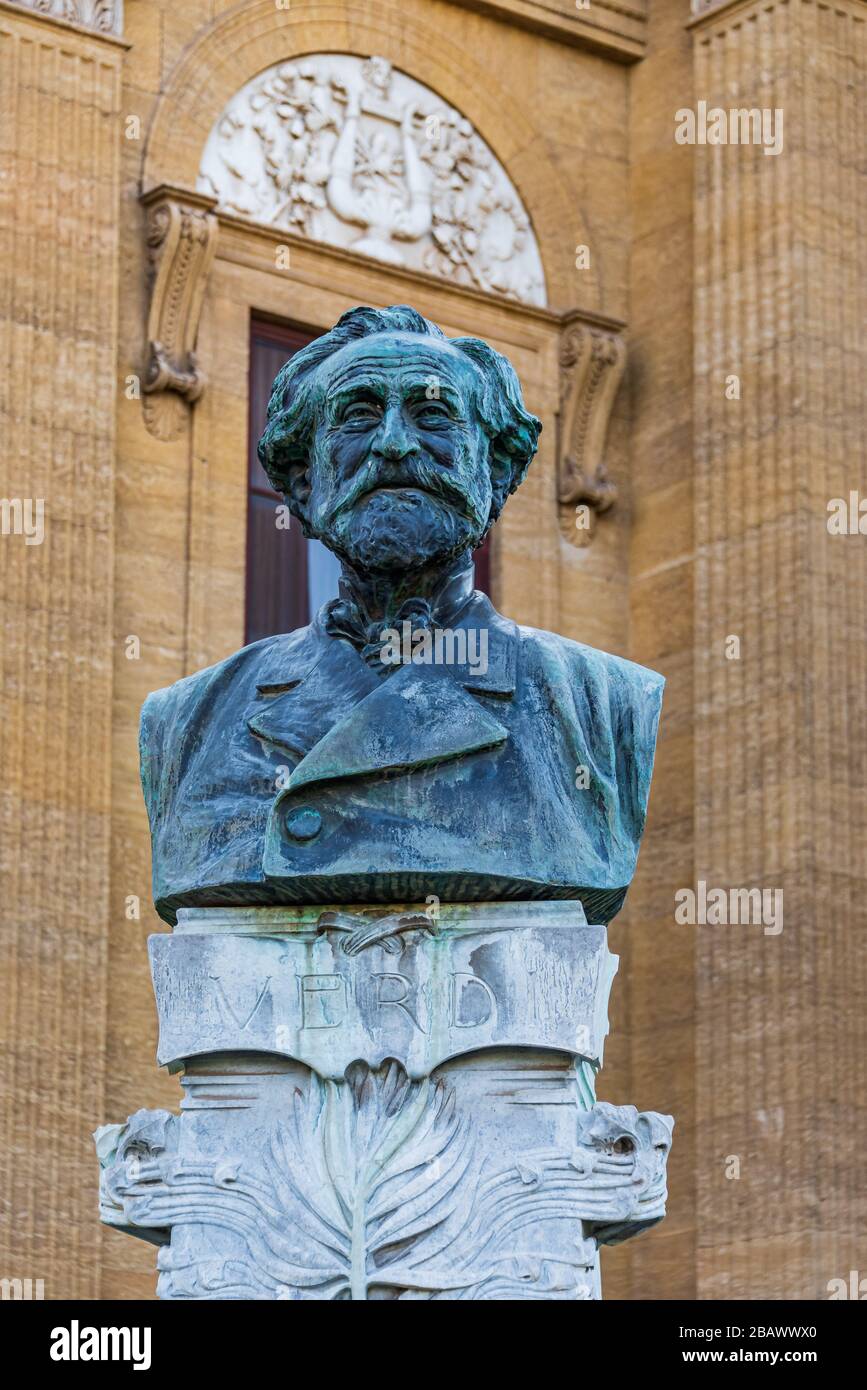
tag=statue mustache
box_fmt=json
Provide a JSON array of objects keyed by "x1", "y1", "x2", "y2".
[{"x1": 331, "y1": 457, "x2": 482, "y2": 524}]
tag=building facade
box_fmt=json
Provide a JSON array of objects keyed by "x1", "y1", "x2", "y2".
[{"x1": 0, "y1": 0, "x2": 864, "y2": 1300}]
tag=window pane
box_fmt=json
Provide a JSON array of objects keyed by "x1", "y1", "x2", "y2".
[
  {"x1": 245, "y1": 492, "x2": 309, "y2": 644},
  {"x1": 248, "y1": 325, "x2": 311, "y2": 495},
  {"x1": 473, "y1": 531, "x2": 491, "y2": 596},
  {"x1": 246, "y1": 318, "x2": 321, "y2": 643},
  {"x1": 306, "y1": 538, "x2": 342, "y2": 624}
]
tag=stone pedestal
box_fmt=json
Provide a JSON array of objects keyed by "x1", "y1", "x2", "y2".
[{"x1": 96, "y1": 901, "x2": 672, "y2": 1300}]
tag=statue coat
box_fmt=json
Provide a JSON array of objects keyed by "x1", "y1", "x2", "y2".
[{"x1": 140, "y1": 591, "x2": 663, "y2": 926}]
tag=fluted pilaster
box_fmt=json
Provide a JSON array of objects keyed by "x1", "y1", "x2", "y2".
[
  {"x1": 692, "y1": 0, "x2": 867, "y2": 1297},
  {"x1": 0, "y1": 2, "x2": 123, "y2": 1298}
]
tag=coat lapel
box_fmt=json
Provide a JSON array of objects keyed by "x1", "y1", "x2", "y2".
[
  {"x1": 247, "y1": 632, "x2": 380, "y2": 759},
  {"x1": 288, "y1": 660, "x2": 509, "y2": 793}
]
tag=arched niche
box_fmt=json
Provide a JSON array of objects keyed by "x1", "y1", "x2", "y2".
[{"x1": 141, "y1": 0, "x2": 600, "y2": 308}]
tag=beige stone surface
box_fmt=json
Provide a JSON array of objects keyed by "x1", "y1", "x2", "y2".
[
  {"x1": 690, "y1": 0, "x2": 867, "y2": 1302},
  {"x1": 0, "y1": 1, "x2": 124, "y2": 1299},
  {"x1": 0, "y1": 0, "x2": 863, "y2": 1301}
]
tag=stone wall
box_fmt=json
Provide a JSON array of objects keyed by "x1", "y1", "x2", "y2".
[
  {"x1": 0, "y1": 0, "x2": 124, "y2": 1300},
  {"x1": 690, "y1": 0, "x2": 867, "y2": 1299},
  {"x1": 0, "y1": 0, "x2": 864, "y2": 1301}
]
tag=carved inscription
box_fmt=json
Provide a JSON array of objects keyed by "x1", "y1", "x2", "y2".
[
  {"x1": 150, "y1": 920, "x2": 617, "y2": 1077},
  {"x1": 212, "y1": 968, "x2": 493, "y2": 1036},
  {"x1": 451, "y1": 972, "x2": 496, "y2": 1028},
  {"x1": 209, "y1": 974, "x2": 271, "y2": 1031}
]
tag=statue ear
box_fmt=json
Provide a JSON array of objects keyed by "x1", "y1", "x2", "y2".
[
  {"x1": 488, "y1": 447, "x2": 513, "y2": 521},
  {"x1": 281, "y1": 459, "x2": 312, "y2": 523},
  {"x1": 487, "y1": 437, "x2": 531, "y2": 523}
]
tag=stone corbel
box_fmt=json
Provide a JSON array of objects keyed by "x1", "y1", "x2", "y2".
[
  {"x1": 141, "y1": 186, "x2": 219, "y2": 441},
  {"x1": 557, "y1": 320, "x2": 626, "y2": 546}
]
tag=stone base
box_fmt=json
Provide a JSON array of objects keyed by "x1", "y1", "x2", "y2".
[{"x1": 95, "y1": 902, "x2": 672, "y2": 1300}]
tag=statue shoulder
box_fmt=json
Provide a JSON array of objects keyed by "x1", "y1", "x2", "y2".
[
  {"x1": 516, "y1": 624, "x2": 664, "y2": 846},
  {"x1": 139, "y1": 628, "x2": 313, "y2": 805},
  {"x1": 140, "y1": 634, "x2": 282, "y2": 730},
  {"x1": 517, "y1": 623, "x2": 665, "y2": 707}
]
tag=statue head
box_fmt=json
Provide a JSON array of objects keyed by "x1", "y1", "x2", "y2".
[{"x1": 257, "y1": 305, "x2": 541, "y2": 575}]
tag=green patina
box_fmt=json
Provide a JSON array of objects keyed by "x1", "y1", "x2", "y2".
[{"x1": 139, "y1": 306, "x2": 663, "y2": 926}]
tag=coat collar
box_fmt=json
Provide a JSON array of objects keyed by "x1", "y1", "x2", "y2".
[{"x1": 246, "y1": 591, "x2": 517, "y2": 783}]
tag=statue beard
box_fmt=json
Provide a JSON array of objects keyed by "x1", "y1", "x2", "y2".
[{"x1": 319, "y1": 457, "x2": 489, "y2": 575}]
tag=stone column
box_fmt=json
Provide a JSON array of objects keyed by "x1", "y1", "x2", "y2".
[
  {"x1": 0, "y1": 0, "x2": 124, "y2": 1299},
  {"x1": 96, "y1": 902, "x2": 672, "y2": 1300},
  {"x1": 690, "y1": 0, "x2": 867, "y2": 1297}
]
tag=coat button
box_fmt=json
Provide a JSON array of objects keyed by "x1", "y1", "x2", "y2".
[{"x1": 283, "y1": 806, "x2": 322, "y2": 842}]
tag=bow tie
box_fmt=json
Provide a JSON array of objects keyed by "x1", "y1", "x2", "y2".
[
  {"x1": 322, "y1": 563, "x2": 476, "y2": 676},
  {"x1": 324, "y1": 596, "x2": 436, "y2": 674}
]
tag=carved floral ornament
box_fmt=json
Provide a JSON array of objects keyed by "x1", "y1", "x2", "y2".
[
  {"x1": 196, "y1": 53, "x2": 546, "y2": 307},
  {"x1": 96, "y1": 1086, "x2": 671, "y2": 1300},
  {"x1": 9, "y1": 0, "x2": 123, "y2": 34}
]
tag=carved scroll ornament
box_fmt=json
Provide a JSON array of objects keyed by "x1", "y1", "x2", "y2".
[
  {"x1": 141, "y1": 189, "x2": 218, "y2": 441},
  {"x1": 558, "y1": 322, "x2": 626, "y2": 544}
]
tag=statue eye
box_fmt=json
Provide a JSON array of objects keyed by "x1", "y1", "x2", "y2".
[
  {"x1": 341, "y1": 401, "x2": 381, "y2": 424},
  {"x1": 415, "y1": 402, "x2": 450, "y2": 425}
]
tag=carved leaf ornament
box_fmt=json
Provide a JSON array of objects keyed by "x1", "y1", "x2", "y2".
[
  {"x1": 266, "y1": 1061, "x2": 477, "y2": 1299},
  {"x1": 96, "y1": 1077, "x2": 671, "y2": 1300}
]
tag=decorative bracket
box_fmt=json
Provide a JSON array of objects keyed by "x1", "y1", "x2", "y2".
[
  {"x1": 557, "y1": 320, "x2": 626, "y2": 546},
  {"x1": 141, "y1": 186, "x2": 219, "y2": 441}
]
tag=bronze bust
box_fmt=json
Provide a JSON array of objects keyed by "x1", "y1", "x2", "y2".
[{"x1": 140, "y1": 305, "x2": 663, "y2": 925}]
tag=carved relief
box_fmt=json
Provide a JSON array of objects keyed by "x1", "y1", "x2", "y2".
[
  {"x1": 147, "y1": 908, "x2": 618, "y2": 1077},
  {"x1": 95, "y1": 1076, "x2": 672, "y2": 1301},
  {"x1": 141, "y1": 190, "x2": 218, "y2": 441},
  {"x1": 10, "y1": 0, "x2": 123, "y2": 34},
  {"x1": 97, "y1": 911, "x2": 671, "y2": 1301},
  {"x1": 557, "y1": 321, "x2": 626, "y2": 547},
  {"x1": 316, "y1": 907, "x2": 437, "y2": 955},
  {"x1": 197, "y1": 54, "x2": 546, "y2": 306}
]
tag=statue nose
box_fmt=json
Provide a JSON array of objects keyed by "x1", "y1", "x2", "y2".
[{"x1": 372, "y1": 408, "x2": 418, "y2": 461}]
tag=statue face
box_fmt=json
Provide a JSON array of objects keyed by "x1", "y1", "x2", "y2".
[{"x1": 303, "y1": 333, "x2": 492, "y2": 573}]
